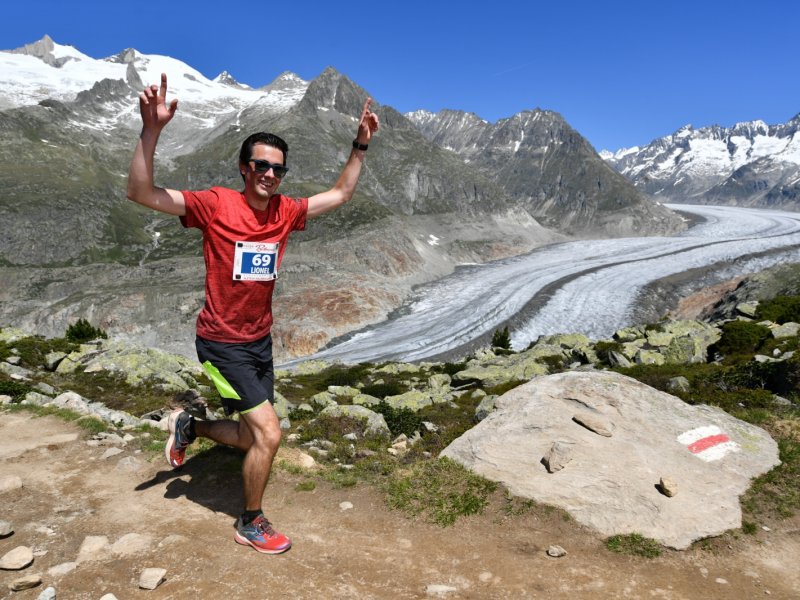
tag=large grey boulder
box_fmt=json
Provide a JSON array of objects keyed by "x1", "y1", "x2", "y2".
[
  {"x1": 318, "y1": 405, "x2": 390, "y2": 438},
  {"x1": 441, "y1": 371, "x2": 779, "y2": 549},
  {"x1": 55, "y1": 340, "x2": 204, "y2": 392}
]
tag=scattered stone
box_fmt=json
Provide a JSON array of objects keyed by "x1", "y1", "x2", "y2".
[
  {"x1": 608, "y1": 351, "x2": 632, "y2": 368},
  {"x1": 279, "y1": 418, "x2": 291, "y2": 430},
  {"x1": 44, "y1": 351, "x2": 67, "y2": 371},
  {"x1": 36, "y1": 585, "x2": 56, "y2": 600},
  {"x1": 34, "y1": 382, "x2": 56, "y2": 396},
  {"x1": 715, "y1": 578, "x2": 729, "y2": 585},
  {"x1": 0, "y1": 520, "x2": 13, "y2": 537},
  {"x1": 139, "y1": 567, "x2": 167, "y2": 590},
  {"x1": 101, "y1": 447, "x2": 124, "y2": 459},
  {"x1": 422, "y1": 421, "x2": 439, "y2": 433},
  {"x1": 543, "y1": 441, "x2": 573, "y2": 473},
  {"x1": 0, "y1": 474, "x2": 24, "y2": 493},
  {"x1": 47, "y1": 562, "x2": 77, "y2": 577},
  {"x1": 339, "y1": 501, "x2": 354, "y2": 511},
  {"x1": 9, "y1": 573, "x2": 42, "y2": 591},
  {"x1": 111, "y1": 533, "x2": 153, "y2": 557},
  {"x1": 0, "y1": 546, "x2": 34, "y2": 570},
  {"x1": 762, "y1": 525, "x2": 771, "y2": 532},
  {"x1": 478, "y1": 571, "x2": 493, "y2": 583},
  {"x1": 343, "y1": 432, "x2": 358, "y2": 441},
  {"x1": 571, "y1": 412, "x2": 613, "y2": 437},
  {"x1": 771, "y1": 322, "x2": 800, "y2": 339},
  {"x1": 5, "y1": 355, "x2": 21, "y2": 365},
  {"x1": 426, "y1": 584, "x2": 458, "y2": 596},
  {"x1": 0, "y1": 394, "x2": 13, "y2": 405},
  {"x1": 475, "y1": 395, "x2": 497, "y2": 421},
  {"x1": 658, "y1": 477, "x2": 678, "y2": 497},
  {"x1": 76, "y1": 535, "x2": 109, "y2": 563},
  {"x1": 286, "y1": 433, "x2": 301, "y2": 442},
  {"x1": 546, "y1": 545, "x2": 568, "y2": 557},
  {"x1": 99, "y1": 594, "x2": 120, "y2": 600}
]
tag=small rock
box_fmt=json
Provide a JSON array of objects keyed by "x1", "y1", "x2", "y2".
[
  {"x1": 286, "y1": 433, "x2": 301, "y2": 442},
  {"x1": 9, "y1": 573, "x2": 42, "y2": 591},
  {"x1": 343, "y1": 433, "x2": 358, "y2": 441},
  {"x1": 297, "y1": 452, "x2": 317, "y2": 469},
  {"x1": 77, "y1": 535, "x2": 109, "y2": 563},
  {"x1": 658, "y1": 476, "x2": 678, "y2": 497},
  {"x1": 101, "y1": 447, "x2": 124, "y2": 459},
  {"x1": 387, "y1": 448, "x2": 399, "y2": 456},
  {"x1": 37, "y1": 585, "x2": 56, "y2": 600},
  {"x1": 111, "y1": 533, "x2": 152, "y2": 557},
  {"x1": 139, "y1": 567, "x2": 167, "y2": 590},
  {"x1": 339, "y1": 501, "x2": 354, "y2": 511},
  {"x1": 543, "y1": 441, "x2": 573, "y2": 473},
  {"x1": 762, "y1": 525, "x2": 771, "y2": 532},
  {"x1": 715, "y1": 578, "x2": 729, "y2": 584},
  {"x1": 0, "y1": 546, "x2": 34, "y2": 570},
  {"x1": 0, "y1": 520, "x2": 13, "y2": 537},
  {"x1": 546, "y1": 545, "x2": 568, "y2": 558},
  {"x1": 426, "y1": 584, "x2": 458, "y2": 596},
  {"x1": 0, "y1": 474, "x2": 24, "y2": 493},
  {"x1": 478, "y1": 571, "x2": 493, "y2": 583},
  {"x1": 98, "y1": 595, "x2": 120, "y2": 600},
  {"x1": 572, "y1": 413, "x2": 613, "y2": 437},
  {"x1": 47, "y1": 562, "x2": 77, "y2": 577}
]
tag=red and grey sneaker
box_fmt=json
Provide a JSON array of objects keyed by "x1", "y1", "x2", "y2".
[
  {"x1": 234, "y1": 515, "x2": 292, "y2": 554},
  {"x1": 165, "y1": 409, "x2": 193, "y2": 468}
]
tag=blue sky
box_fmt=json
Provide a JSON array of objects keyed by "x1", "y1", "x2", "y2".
[{"x1": 4, "y1": 0, "x2": 798, "y2": 151}]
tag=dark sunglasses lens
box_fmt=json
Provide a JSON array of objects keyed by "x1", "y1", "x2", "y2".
[{"x1": 252, "y1": 161, "x2": 287, "y2": 178}]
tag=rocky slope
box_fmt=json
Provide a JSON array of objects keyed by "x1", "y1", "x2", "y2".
[{"x1": 1, "y1": 36, "x2": 686, "y2": 360}]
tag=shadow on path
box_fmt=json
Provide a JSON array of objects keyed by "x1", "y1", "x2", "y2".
[{"x1": 135, "y1": 445, "x2": 245, "y2": 519}]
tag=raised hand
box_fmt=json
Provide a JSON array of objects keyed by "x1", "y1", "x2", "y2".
[
  {"x1": 139, "y1": 73, "x2": 178, "y2": 132},
  {"x1": 355, "y1": 98, "x2": 379, "y2": 145}
]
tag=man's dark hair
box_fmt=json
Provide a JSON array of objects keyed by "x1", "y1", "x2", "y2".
[{"x1": 238, "y1": 132, "x2": 289, "y2": 181}]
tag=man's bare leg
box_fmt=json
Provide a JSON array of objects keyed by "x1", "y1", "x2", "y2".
[{"x1": 194, "y1": 402, "x2": 281, "y2": 510}]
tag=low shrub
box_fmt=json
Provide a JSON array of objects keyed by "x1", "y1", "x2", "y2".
[
  {"x1": 372, "y1": 401, "x2": 423, "y2": 437},
  {"x1": 757, "y1": 295, "x2": 800, "y2": 324},
  {"x1": 709, "y1": 320, "x2": 770, "y2": 360},
  {"x1": 65, "y1": 319, "x2": 107, "y2": 343}
]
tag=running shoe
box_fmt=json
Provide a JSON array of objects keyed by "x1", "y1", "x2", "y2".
[
  {"x1": 165, "y1": 409, "x2": 193, "y2": 468},
  {"x1": 234, "y1": 515, "x2": 292, "y2": 554}
]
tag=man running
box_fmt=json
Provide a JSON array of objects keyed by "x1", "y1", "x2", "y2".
[{"x1": 127, "y1": 73, "x2": 379, "y2": 554}]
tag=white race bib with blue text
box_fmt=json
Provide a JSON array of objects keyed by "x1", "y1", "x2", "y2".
[{"x1": 233, "y1": 241, "x2": 279, "y2": 281}]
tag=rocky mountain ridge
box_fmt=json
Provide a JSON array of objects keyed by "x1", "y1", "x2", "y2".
[
  {"x1": 0, "y1": 36, "x2": 685, "y2": 360},
  {"x1": 601, "y1": 115, "x2": 800, "y2": 208}
]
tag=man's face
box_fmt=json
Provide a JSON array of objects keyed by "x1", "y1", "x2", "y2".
[{"x1": 241, "y1": 143, "x2": 285, "y2": 202}]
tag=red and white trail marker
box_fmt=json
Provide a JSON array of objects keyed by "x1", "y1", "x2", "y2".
[{"x1": 677, "y1": 425, "x2": 739, "y2": 462}]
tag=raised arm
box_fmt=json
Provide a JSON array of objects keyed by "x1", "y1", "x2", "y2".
[
  {"x1": 306, "y1": 98, "x2": 380, "y2": 218},
  {"x1": 126, "y1": 73, "x2": 186, "y2": 216}
]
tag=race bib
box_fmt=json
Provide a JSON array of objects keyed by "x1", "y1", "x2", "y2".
[{"x1": 233, "y1": 241, "x2": 279, "y2": 281}]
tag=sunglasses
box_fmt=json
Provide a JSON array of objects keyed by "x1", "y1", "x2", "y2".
[{"x1": 248, "y1": 160, "x2": 288, "y2": 179}]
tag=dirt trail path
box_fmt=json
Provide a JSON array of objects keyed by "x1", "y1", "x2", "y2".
[{"x1": 1, "y1": 411, "x2": 798, "y2": 599}]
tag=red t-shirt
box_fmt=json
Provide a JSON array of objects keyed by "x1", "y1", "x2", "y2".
[{"x1": 180, "y1": 187, "x2": 308, "y2": 343}]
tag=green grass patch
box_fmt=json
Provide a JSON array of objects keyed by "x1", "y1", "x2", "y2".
[
  {"x1": 384, "y1": 457, "x2": 497, "y2": 526},
  {"x1": 0, "y1": 335, "x2": 77, "y2": 368},
  {"x1": 295, "y1": 480, "x2": 316, "y2": 492},
  {"x1": 606, "y1": 533, "x2": 663, "y2": 558}
]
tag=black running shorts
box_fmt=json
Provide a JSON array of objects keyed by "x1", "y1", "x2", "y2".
[{"x1": 195, "y1": 334, "x2": 274, "y2": 415}]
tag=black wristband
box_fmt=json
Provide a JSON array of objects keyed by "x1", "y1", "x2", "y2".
[{"x1": 352, "y1": 140, "x2": 369, "y2": 151}]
